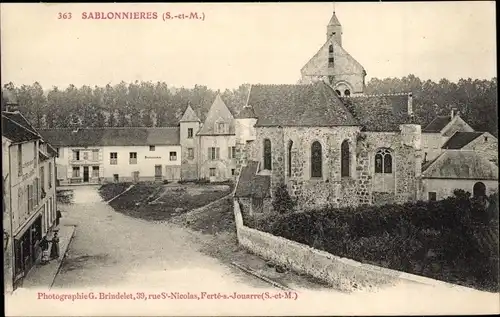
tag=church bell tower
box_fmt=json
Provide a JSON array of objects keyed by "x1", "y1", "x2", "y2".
[{"x1": 326, "y1": 9, "x2": 342, "y2": 46}]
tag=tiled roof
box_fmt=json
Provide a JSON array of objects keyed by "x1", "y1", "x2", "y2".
[
  {"x1": 236, "y1": 105, "x2": 257, "y2": 119},
  {"x1": 340, "y1": 93, "x2": 413, "y2": 132},
  {"x1": 423, "y1": 116, "x2": 451, "y2": 133},
  {"x1": 234, "y1": 161, "x2": 271, "y2": 198},
  {"x1": 422, "y1": 151, "x2": 498, "y2": 180},
  {"x1": 2, "y1": 114, "x2": 41, "y2": 143},
  {"x1": 198, "y1": 94, "x2": 235, "y2": 135},
  {"x1": 2, "y1": 111, "x2": 40, "y2": 136},
  {"x1": 441, "y1": 132, "x2": 484, "y2": 149},
  {"x1": 39, "y1": 127, "x2": 180, "y2": 147},
  {"x1": 180, "y1": 105, "x2": 201, "y2": 122},
  {"x1": 248, "y1": 82, "x2": 358, "y2": 127}
]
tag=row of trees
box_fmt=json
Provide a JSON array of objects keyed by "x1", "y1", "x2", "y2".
[{"x1": 1, "y1": 75, "x2": 497, "y2": 135}]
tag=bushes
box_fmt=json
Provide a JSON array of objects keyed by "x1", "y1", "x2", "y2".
[
  {"x1": 250, "y1": 191, "x2": 499, "y2": 292},
  {"x1": 272, "y1": 184, "x2": 296, "y2": 214}
]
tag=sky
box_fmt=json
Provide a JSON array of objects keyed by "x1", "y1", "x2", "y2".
[{"x1": 0, "y1": 2, "x2": 497, "y2": 91}]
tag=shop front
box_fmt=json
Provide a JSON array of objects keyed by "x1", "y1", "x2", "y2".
[{"x1": 13, "y1": 215, "x2": 42, "y2": 288}]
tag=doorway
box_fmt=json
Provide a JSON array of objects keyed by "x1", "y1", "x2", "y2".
[
  {"x1": 83, "y1": 166, "x2": 89, "y2": 183},
  {"x1": 133, "y1": 171, "x2": 140, "y2": 183},
  {"x1": 155, "y1": 165, "x2": 162, "y2": 182}
]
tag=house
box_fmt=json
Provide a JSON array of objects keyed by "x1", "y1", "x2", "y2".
[
  {"x1": 441, "y1": 131, "x2": 498, "y2": 165},
  {"x1": 39, "y1": 127, "x2": 182, "y2": 185},
  {"x1": 2, "y1": 107, "x2": 58, "y2": 292},
  {"x1": 421, "y1": 151, "x2": 498, "y2": 201}
]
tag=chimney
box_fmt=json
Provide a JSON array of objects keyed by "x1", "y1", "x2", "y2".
[
  {"x1": 6, "y1": 101, "x2": 19, "y2": 112},
  {"x1": 407, "y1": 92, "x2": 413, "y2": 116},
  {"x1": 4, "y1": 88, "x2": 19, "y2": 112},
  {"x1": 450, "y1": 108, "x2": 455, "y2": 119}
]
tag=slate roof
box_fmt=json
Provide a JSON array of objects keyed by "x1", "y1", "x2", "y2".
[
  {"x1": 180, "y1": 105, "x2": 201, "y2": 122},
  {"x1": 234, "y1": 161, "x2": 271, "y2": 198},
  {"x1": 2, "y1": 111, "x2": 40, "y2": 136},
  {"x1": 328, "y1": 11, "x2": 341, "y2": 26},
  {"x1": 236, "y1": 105, "x2": 257, "y2": 119},
  {"x1": 197, "y1": 94, "x2": 235, "y2": 135},
  {"x1": 441, "y1": 132, "x2": 484, "y2": 150},
  {"x1": 423, "y1": 116, "x2": 452, "y2": 133},
  {"x1": 422, "y1": 151, "x2": 498, "y2": 180},
  {"x1": 248, "y1": 82, "x2": 358, "y2": 127},
  {"x1": 340, "y1": 93, "x2": 413, "y2": 132},
  {"x1": 2, "y1": 114, "x2": 41, "y2": 143},
  {"x1": 39, "y1": 127, "x2": 180, "y2": 147}
]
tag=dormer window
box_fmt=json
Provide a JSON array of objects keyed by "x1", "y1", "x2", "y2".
[{"x1": 215, "y1": 120, "x2": 227, "y2": 134}]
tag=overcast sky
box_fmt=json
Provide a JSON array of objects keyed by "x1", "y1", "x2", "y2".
[{"x1": 0, "y1": 2, "x2": 496, "y2": 91}]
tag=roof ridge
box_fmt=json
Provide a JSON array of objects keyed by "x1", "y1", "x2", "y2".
[
  {"x1": 2, "y1": 115, "x2": 41, "y2": 139},
  {"x1": 40, "y1": 126, "x2": 179, "y2": 130},
  {"x1": 343, "y1": 92, "x2": 412, "y2": 98}
]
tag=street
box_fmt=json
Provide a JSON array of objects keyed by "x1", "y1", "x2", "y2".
[{"x1": 53, "y1": 186, "x2": 268, "y2": 290}]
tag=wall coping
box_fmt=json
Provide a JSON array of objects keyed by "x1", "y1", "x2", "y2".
[{"x1": 234, "y1": 200, "x2": 479, "y2": 292}]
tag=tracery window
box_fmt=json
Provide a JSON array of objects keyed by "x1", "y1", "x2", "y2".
[
  {"x1": 311, "y1": 141, "x2": 322, "y2": 178},
  {"x1": 375, "y1": 148, "x2": 392, "y2": 174}
]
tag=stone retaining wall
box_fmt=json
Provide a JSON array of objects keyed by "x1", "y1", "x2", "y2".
[{"x1": 233, "y1": 199, "x2": 475, "y2": 292}]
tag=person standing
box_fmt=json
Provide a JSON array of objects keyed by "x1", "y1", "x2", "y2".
[
  {"x1": 40, "y1": 236, "x2": 49, "y2": 264},
  {"x1": 50, "y1": 232, "x2": 60, "y2": 260},
  {"x1": 56, "y1": 210, "x2": 62, "y2": 227}
]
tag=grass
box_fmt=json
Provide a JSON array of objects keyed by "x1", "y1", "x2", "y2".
[{"x1": 101, "y1": 182, "x2": 233, "y2": 222}]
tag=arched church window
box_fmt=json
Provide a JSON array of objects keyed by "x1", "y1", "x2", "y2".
[
  {"x1": 311, "y1": 141, "x2": 322, "y2": 178},
  {"x1": 288, "y1": 140, "x2": 293, "y2": 177},
  {"x1": 335, "y1": 90, "x2": 341, "y2": 96},
  {"x1": 344, "y1": 89, "x2": 351, "y2": 96},
  {"x1": 341, "y1": 140, "x2": 350, "y2": 177},
  {"x1": 375, "y1": 148, "x2": 392, "y2": 174},
  {"x1": 263, "y1": 139, "x2": 272, "y2": 170},
  {"x1": 329, "y1": 45, "x2": 333, "y2": 53}
]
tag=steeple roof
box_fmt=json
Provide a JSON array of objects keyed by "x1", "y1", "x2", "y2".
[
  {"x1": 197, "y1": 94, "x2": 235, "y2": 135},
  {"x1": 180, "y1": 105, "x2": 200, "y2": 122},
  {"x1": 327, "y1": 11, "x2": 341, "y2": 26}
]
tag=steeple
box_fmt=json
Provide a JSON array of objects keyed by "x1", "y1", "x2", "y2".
[{"x1": 326, "y1": 6, "x2": 342, "y2": 46}]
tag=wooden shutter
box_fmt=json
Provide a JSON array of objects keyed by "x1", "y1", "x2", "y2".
[
  {"x1": 216, "y1": 148, "x2": 220, "y2": 160},
  {"x1": 208, "y1": 148, "x2": 211, "y2": 160},
  {"x1": 228, "y1": 147, "x2": 231, "y2": 159}
]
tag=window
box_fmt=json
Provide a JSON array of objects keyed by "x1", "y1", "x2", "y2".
[
  {"x1": 72, "y1": 167, "x2": 80, "y2": 178},
  {"x1": 288, "y1": 140, "x2": 293, "y2": 177},
  {"x1": 92, "y1": 149, "x2": 99, "y2": 161},
  {"x1": 188, "y1": 128, "x2": 193, "y2": 138},
  {"x1": 341, "y1": 140, "x2": 350, "y2": 177},
  {"x1": 208, "y1": 147, "x2": 220, "y2": 160},
  {"x1": 335, "y1": 90, "x2": 341, "y2": 96},
  {"x1": 17, "y1": 144, "x2": 22, "y2": 176},
  {"x1": 375, "y1": 148, "x2": 392, "y2": 174},
  {"x1": 328, "y1": 57, "x2": 334, "y2": 66},
  {"x1": 110, "y1": 152, "x2": 118, "y2": 165},
  {"x1": 56, "y1": 148, "x2": 60, "y2": 157},
  {"x1": 34, "y1": 178, "x2": 39, "y2": 206},
  {"x1": 209, "y1": 168, "x2": 216, "y2": 177},
  {"x1": 484, "y1": 136, "x2": 488, "y2": 142},
  {"x1": 311, "y1": 141, "x2": 323, "y2": 178},
  {"x1": 149, "y1": 145, "x2": 155, "y2": 151},
  {"x1": 73, "y1": 150, "x2": 80, "y2": 161},
  {"x1": 48, "y1": 162, "x2": 53, "y2": 188},
  {"x1": 428, "y1": 192, "x2": 437, "y2": 201},
  {"x1": 231, "y1": 169, "x2": 235, "y2": 176},
  {"x1": 216, "y1": 122, "x2": 226, "y2": 134},
  {"x1": 169, "y1": 151, "x2": 177, "y2": 161},
  {"x1": 228, "y1": 146, "x2": 236, "y2": 159},
  {"x1": 40, "y1": 166, "x2": 45, "y2": 193},
  {"x1": 188, "y1": 148, "x2": 194, "y2": 160},
  {"x1": 83, "y1": 151, "x2": 89, "y2": 160},
  {"x1": 344, "y1": 89, "x2": 351, "y2": 96},
  {"x1": 263, "y1": 139, "x2": 272, "y2": 170},
  {"x1": 27, "y1": 184, "x2": 33, "y2": 213},
  {"x1": 329, "y1": 44, "x2": 333, "y2": 53},
  {"x1": 92, "y1": 166, "x2": 99, "y2": 178},
  {"x1": 113, "y1": 174, "x2": 119, "y2": 182},
  {"x1": 129, "y1": 152, "x2": 137, "y2": 164}
]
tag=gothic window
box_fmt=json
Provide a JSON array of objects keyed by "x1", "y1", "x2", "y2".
[
  {"x1": 341, "y1": 140, "x2": 350, "y2": 177},
  {"x1": 328, "y1": 57, "x2": 334, "y2": 67},
  {"x1": 311, "y1": 141, "x2": 322, "y2": 178},
  {"x1": 344, "y1": 89, "x2": 351, "y2": 96},
  {"x1": 328, "y1": 45, "x2": 333, "y2": 53},
  {"x1": 263, "y1": 139, "x2": 272, "y2": 170},
  {"x1": 375, "y1": 148, "x2": 392, "y2": 174},
  {"x1": 288, "y1": 140, "x2": 293, "y2": 177}
]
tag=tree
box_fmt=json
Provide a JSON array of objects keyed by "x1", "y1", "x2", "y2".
[{"x1": 272, "y1": 184, "x2": 296, "y2": 214}]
